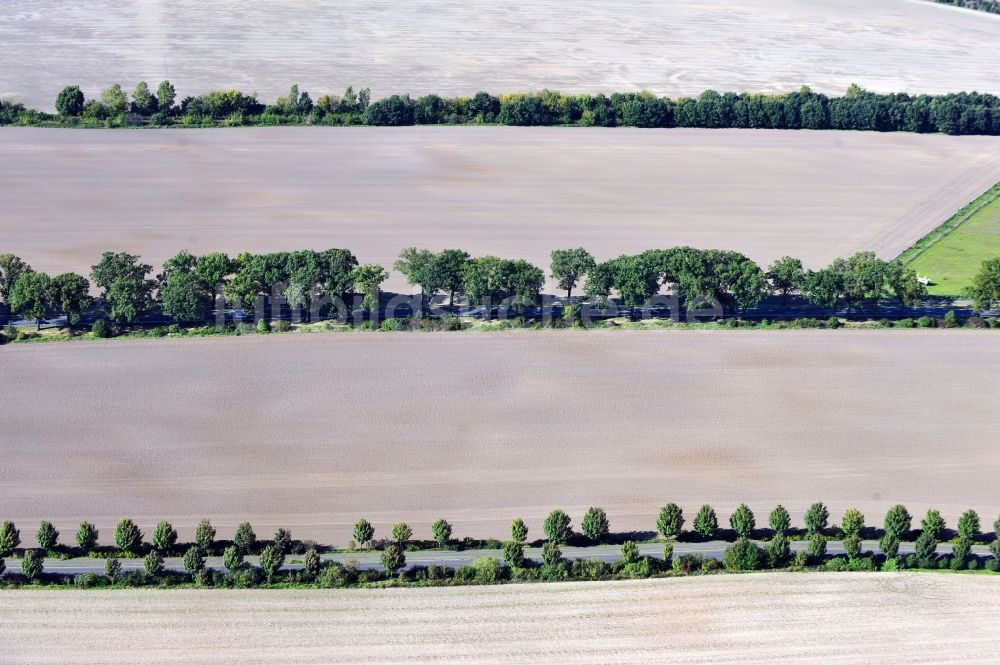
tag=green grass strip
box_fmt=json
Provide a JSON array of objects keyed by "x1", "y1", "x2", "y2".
[{"x1": 895, "y1": 180, "x2": 1000, "y2": 266}]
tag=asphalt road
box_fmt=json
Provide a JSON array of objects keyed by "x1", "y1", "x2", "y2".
[{"x1": 5, "y1": 540, "x2": 993, "y2": 576}]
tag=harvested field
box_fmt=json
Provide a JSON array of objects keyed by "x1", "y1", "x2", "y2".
[
  {"x1": 3, "y1": 573, "x2": 1000, "y2": 664},
  {"x1": 4, "y1": 127, "x2": 1000, "y2": 292},
  {"x1": 3, "y1": 0, "x2": 1000, "y2": 110},
  {"x1": 2, "y1": 330, "x2": 999, "y2": 544}
]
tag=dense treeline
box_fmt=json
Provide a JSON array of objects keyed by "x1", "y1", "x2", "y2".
[
  {"x1": 3, "y1": 82, "x2": 1000, "y2": 135},
  {"x1": 1, "y1": 246, "x2": 949, "y2": 336},
  {"x1": 6, "y1": 245, "x2": 1000, "y2": 341},
  {"x1": 1, "y1": 503, "x2": 999, "y2": 589}
]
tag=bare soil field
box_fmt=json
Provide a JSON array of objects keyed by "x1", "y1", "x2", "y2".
[
  {"x1": 2, "y1": 0, "x2": 1000, "y2": 110},
  {"x1": 4, "y1": 127, "x2": 1000, "y2": 292},
  {"x1": 2, "y1": 573, "x2": 999, "y2": 664},
  {"x1": 2, "y1": 330, "x2": 998, "y2": 544}
]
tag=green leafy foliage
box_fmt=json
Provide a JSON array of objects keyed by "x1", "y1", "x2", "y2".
[
  {"x1": 431, "y1": 519, "x2": 453, "y2": 547},
  {"x1": 353, "y1": 519, "x2": 374, "y2": 548},
  {"x1": 804, "y1": 502, "x2": 829, "y2": 534},
  {"x1": 0, "y1": 521, "x2": 21, "y2": 556},
  {"x1": 543, "y1": 510, "x2": 572, "y2": 544},
  {"x1": 729, "y1": 504, "x2": 756, "y2": 538},
  {"x1": 152, "y1": 521, "x2": 177, "y2": 553},
  {"x1": 841, "y1": 508, "x2": 865, "y2": 538},
  {"x1": 581, "y1": 507, "x2": 610, "y2": 543},
  {"x1": 76, "y1": 522, "x2": 98, "y2": 551},
  {"x1": 769, "y1": 506, "x2": 791, "y2": 534},
  {"x1": 510, "y1": 518, "x2": 528, "y2": 544},
  {"x1": 723, "y1": 538, "x2": 763, "y2": 571},
  {"x1": 234, "y1": 522, "x2": 256, "y2": 554},
  {"x1": 391, "y1": 522, "x2": 413, "y2": 544},
  {"x1": 195, "y1": 519, "x2": 216, "y2": 555},
  {"x1": 657, "y1": 504, "x2": 684, "y2": 538},
  {"x1": 883, "y1": 505, "x2": 912, "y2": 540},
  {"x1": 379, "y1": 543, "x2": 404, "y2": 574},
  {"x1": 113, "y1": 519, "x2": 143, "y2": 553},
  {"x1": 620, "y1": 540, "x2": 640, "y2": 565},
  {"x1": 144, "y1": 551, "x2": 165, "y2": 577},
  {"x1": 921, "y1": 509, "x2": 946, "y2": 540},
  {"x1": 35, "y1": 521, "x2": 58, "y2": 550},
  {"x1": 693, "y1": 505, "x2": 718, "y2": 539}
]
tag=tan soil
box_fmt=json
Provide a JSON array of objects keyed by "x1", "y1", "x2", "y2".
[
  {"x1": 1, "y1": 330, "x2": 998, "y2": 544},
  {"x1": 2, "y1": 573, "x2": 999, "y2": 664},
  {"x1": 3, "y1": 128, "x2": 1000, "y2": 292},
  {"x1": 2, "y1": 0, "x2": 1000, "y2": 109}
]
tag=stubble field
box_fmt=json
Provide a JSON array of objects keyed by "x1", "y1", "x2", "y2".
[
  {"x1": 2, "y1": 0, "x2": 1000, "y2": 109},
  {"x1": 3, "y1": 128, "x2": 1000, "y2": 291},
  {"x1": 2, "y1": 330, "x2": 998, "y2": 544},
  {"x1": 2, "y1": 573, "x2": 999, "y2": 664}
]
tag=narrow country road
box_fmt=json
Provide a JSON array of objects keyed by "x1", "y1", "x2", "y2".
[{"x1": 5, "y1": 540, "x2": 992, "y2": 576}]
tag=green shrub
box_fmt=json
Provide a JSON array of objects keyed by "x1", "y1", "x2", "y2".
[
  {"x1": 916, "y1": 315, "x2": 935, "y2": 328},
  {"x1": 73, "y1": 572, "x2": 102, "y2": 588},
  {"x1": 223, "y1": 546, "x2": 244, "y2": 572},
  {"x1": 469, "y1": 556, "x2": 504, "y2": 584},
  {"x1": 315, "y1": 563, "x2": 352, "y2": 588},
  {"x1": 792, "y1": 550, "x2": 809, "y2": 568},
  {"x1": 914, "y1": 533, "x2": 937, "y2": 560},
  {"x1": 824, "y1": 557, "x2": 848, "y2": 571},
  {"x1": 985, "y1": 558, "x2": 1000, "y2": 572},
  {"x1": 943, "y1": 310, "x2": 959, "y2": 328},
  {"x1": 21, "y1": 549, "x2": 43, "y2": 580},
  {"x1": 144, "y1": 551, "x2": 165, "y2": 577},
  {"x1": 104, "y1": 557, "x2": 122, "y2": 581},
  {"x1": 880, "y1": 534, "x2": 900, "y2": 557},
  {"x1": 378, "y1": 543, "x2": 404, "y2": 575},
  {"x1": 662, "y1": 542, "x2": 674, "y2": 565},
  {"x1": 91, "y1": 319, "x2": 109, "y2": 337},
  {"x1": 541, "y1": 541, "x2": 562, "y2": 566},
  {"x1": 843, "y1": 534, "x2": 862, "y2": 559},
  {"x1": 894, "y1": 318, "x2": 915, "y2": 328},
  {"x1": 256, "y1": 319, "x2": 270, "y2": 333},
  {"x1": 826, "y1": 316, "x2": 840, "y2": 329},
  {"x1": 767, "y1": 533, "x2": 791, "y2": 568},
  {"x1": 302, "y1": 548, "x2": 321, "y2": 577},
  {"x1": 723, "y1": 538, "x2": 763, "y2": 571},
  {"x1": 622, "y1": 558, "x2": 655, "y2": 578},
  {"x1": 183, "y1": 546, "x2": 206, "y2": 579},
  {"x1": 807, "y1": 533, "x2": 827, "y2": 561},
  {"x1": 502, "y1": 541, "x2": 525, "y2": 568},
  {"x1": 620, "y1": 540, "x2": 640, "y2": 564}
]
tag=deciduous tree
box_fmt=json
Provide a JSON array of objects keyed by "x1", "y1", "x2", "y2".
[
  {"x1": 657, "y1": 504, "x2": 684, "y2": 538},
  {"x1": 543, "y1": 510, "x2": 572, "y2": 544},
  {"x1": 550, "y1": 248, "x2": 596, "y2": 300},
  {"x1": 581, "y1": 507, "x2": 610, "y2": 543}
]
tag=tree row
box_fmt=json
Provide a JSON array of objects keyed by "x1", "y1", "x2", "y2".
[
  {"x1": 2, "y1": 503, "x2": 999, "y2": 588},
  {"x1": 2, "y1": 82, "x2": 1000, "y2": 135},
  {"x1": 1, "y1": 246, "x2": 963, "y2": 333}
]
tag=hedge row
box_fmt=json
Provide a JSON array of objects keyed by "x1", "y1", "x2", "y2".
[{"x1": 4, "y1": 82, "x2": 1000, "y2": 135}]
